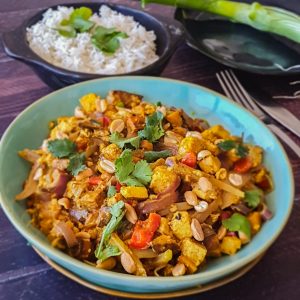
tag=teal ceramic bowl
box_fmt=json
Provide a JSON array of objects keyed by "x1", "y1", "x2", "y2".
[{"x1": 0, "y1": 77, "x2": 294, "y2": 293}]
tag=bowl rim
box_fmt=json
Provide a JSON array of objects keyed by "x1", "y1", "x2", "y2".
[
  {"x1": 0, "y1": 76, "x2": 294, "y2": 285},
  {"x1": 2, "y1": 2, "x2": 183, "y2": 77}
]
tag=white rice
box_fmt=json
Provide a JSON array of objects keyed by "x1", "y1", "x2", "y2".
[{"x1": 26, "y1": 5, "x2": 159, "y2": 74}]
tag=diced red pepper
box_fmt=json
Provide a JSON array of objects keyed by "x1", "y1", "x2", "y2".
[
  {"x1": 129, "y1": 213, "x2": 161, "y2": 249},
  {"x1": 88, "y1": 176, "x2": 101, "y2": 185},
  {"x1": 220, "y1": 211, "x2": 232, "y2": 220},
  {"x1": 99, "y1": 116, "x2": 110, "y2": 127},
  {"x1": 116, "y1": 181, "x2": 122, "y2": 192},
  {"x1": 181, "y1": 152, "x2": 197, "y2": 168},
  {"x1": 233, "y1": 157, "x2": 252, "y2": 173}
]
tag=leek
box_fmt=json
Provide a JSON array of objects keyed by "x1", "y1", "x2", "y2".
[{"x1": 141, "y1": 0, "x2": 300, "y2": 43}]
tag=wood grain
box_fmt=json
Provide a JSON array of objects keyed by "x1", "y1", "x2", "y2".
[{"x1": 0, "y1": 1, "x2": 299, "y2": 300}]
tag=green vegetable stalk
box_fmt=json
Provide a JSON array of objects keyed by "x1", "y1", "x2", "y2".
[{"x1": 141, "y1": 0, "x2": 300, "y2": 43}]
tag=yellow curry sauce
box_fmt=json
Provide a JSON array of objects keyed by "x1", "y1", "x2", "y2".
[{"x1": 17, "y1": 90, "x2": 273, "y2": 276}]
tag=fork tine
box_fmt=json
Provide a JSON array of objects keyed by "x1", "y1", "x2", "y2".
[
  {"x1": 224, "y1": 70, "x2": 256, "y2": 111},
  {"x1": 216, "y1": 72, "x2": 235, "y2": 101},
  {"x1": 219, "y1": 71, "x2": 243, "y2": 105},
  {"x1": 218, "y1": 71, "x2": 252, "y2": 110},
  {"x1": 228, "y1": 70, "x2": 265, "y2": 115}
]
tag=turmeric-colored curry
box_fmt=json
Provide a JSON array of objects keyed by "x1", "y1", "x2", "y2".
[{"x1": 16, "y1": 90, "x2": 273, "y2": 276}]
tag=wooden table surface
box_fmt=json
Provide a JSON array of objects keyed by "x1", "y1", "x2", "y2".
[{"x1": 0, "y1": 1, "x2": 299, "y2": 299}]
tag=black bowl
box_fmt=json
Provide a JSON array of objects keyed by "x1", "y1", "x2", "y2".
[{"x1": 2, "y1": 2, "x2": 183, "y2": 89}]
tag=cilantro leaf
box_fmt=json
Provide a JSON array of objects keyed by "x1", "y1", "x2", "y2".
[
  {"x1": 144, "y1": 150, "x2": 172, "y2": 162},
  {"x1": 222, "y1": 213, "x2": 251, "y2": 239},
  {"x1": 236, "y1": 144, "x2": 249, "y2": 158},
  {"x1": 115, "y1": 149, "x2": 135, "y2": 182},
  {"x1": 70, "y1": 7, "x2": 93, "y2": 22},
  {"x1": 107, "y1": 185, "x2": 117, "y2": 198},
  {"x1": 72, "y1": 18, "x2": 94, "y2": 33},
  {"x1": 131, "y1": 160, "x2": 152, "y2": 185},
  {"x1": 56, "y1": 25, "x2": 77, "y2": 38},
  {"x1": 56, "y1": 6, "x2": 94, "y2": 38},
  {"x1": 91, "y1": 26, "x2": 128, "y2": 54},
  {"x1": 138, "y1": 111, "x2": 164, "y2": 143},
  {"x1": 95, "y1": 201, "x2": 125, "y2": 261},
  {"x1": 244, "y1": 189, "x2": 262, "y2": 208},
  {"x1": 218, "y1": 139, "x2": 249, "y2": 158},
  {"x1": 67, "y1": 153, "x2": 86, "y2": 176},
  {"x1": 47, "y1": 139, "x2": 76, "y2": 158},
  {"x1": 96, "y1": 244, "x2": 121, "y2": 262},
  {"x1": 115, "y1": 150, "x2": 153, "y2": 186},
  {"x1": 110, "y1": 132, "x2": 140, "y2": 149},
  {"x1": 122, "y1": 176, "x2": 145, "y2": 187},
  {"x1": 217, "y1": 140, "x2": 236, "y2": 151}
]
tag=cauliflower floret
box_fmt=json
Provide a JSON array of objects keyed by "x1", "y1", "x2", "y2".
[
  {"x1": 101, "y1": 144, "x2": 122, "y2": 161},
  {"x1": 80, "y1": 93, "x2": 99, "y2": 113},
  {"x1": 220, "y1": 236, "x2": 242, "y2": 255},
  {"x1": 170, "y1": 211, "x2": 192, "y2": 240},
  {"x1": 181, "y1": 238, "x2": 207, "y2": 267},
  {"x1": 150, "y1": 166, "x2": 179, "y2": 194}
]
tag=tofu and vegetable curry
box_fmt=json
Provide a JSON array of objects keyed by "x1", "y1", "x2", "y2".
[{"x1": 16, "y1": 90, "x2": 273, "y2": 276}]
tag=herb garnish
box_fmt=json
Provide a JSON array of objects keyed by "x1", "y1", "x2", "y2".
[
  {"x1": 47, "y1": 138, "x2": 76, "y2": 158},
  {"x1": 138, "y1": 111, "x2": 164, "y2": 143},
  {"x1": 55, "y1": 6, "x2": 128, "y2": 54},
  {"x1": 222, "y1": 213, "x2": 251, "y2": 239},
  {"x1": 107, "y1": 185, "x2": 117, "y2": 198},
  {"x1": 110, "y1": 132, "x2": 140, "y2": 149},
  {"x1": 244, "y1": 189, "x2": 263, "y2": 208},
  {"x1": 144, "y1": 150, "x2": 172, "y2": 162},
  {"x1": 47, "y1": 138, "x2": 86, "y2": 176},
  {"x1": 56, "y1": 7, "x2": 94, "y2": 38},
  {"x1": 217, "y1": 140, "x2": 249, "y2": 158},
  {"x1": 115, "y1": 149, "x2": 152, "y2": 187},
  {"x1": 95, "y1": 201, "x2": 125, "y2": 261},
  {"x1": 91, "y1": 26, "x2": 128, "y2": 54},
  {"x1": 67, "y1": 153, "x2": 86, "y2": 176}
]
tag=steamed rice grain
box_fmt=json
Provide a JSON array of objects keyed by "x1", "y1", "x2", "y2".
[{"x1": 26, "y1": 5, "x2": 159, "y2": 74}]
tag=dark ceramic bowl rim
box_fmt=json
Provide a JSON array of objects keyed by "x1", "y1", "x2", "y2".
[
  {"x1": 175, "y1": 8, "x2": 300, "y2": 76},
  {"x1": 2, "y1": 2, "x2": 184, "y2": 78}
]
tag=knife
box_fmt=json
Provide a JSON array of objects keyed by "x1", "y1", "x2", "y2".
[{"x1": 243, "y1": 82, "x2": 300, "y2": 138}]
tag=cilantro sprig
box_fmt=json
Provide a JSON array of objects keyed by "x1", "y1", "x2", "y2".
[
  {"x1": 55, "y1": 6, "x2": 128, "y2": 54},
  {"x1": 222, "y1": 213, "x2": 251, "y2": 239},
  {"x1": 138, "y1": 111, "x2": 164, "y2": 143},
  {"x1": 144, "y1": 150, "x2": 172, "y2": 162},
  {"x1": 56, "y1": 7, "x2": 94, "y2": 38},
  {"x1": 244, "y1": 189, "x2": 263, "y2": 208},
  {"x1": 91, "y1": 26, "x2": 128, "y2": 55},
  {"x1": 217, "y1": 140, "x2": 249, "y2": 158},
  {"x1": 115, "y1": 149, "x2": 152, "y2": 187},
  {"x1": 47, "y1": 138, "x2": 86, "y2": 176},
  {"x1": 107, "y1": 185, "x2": 117, "y2": 198},
  {"x1": 110, "y1": 132, "x2": 140, "y2": 149},
  {"x1": 47, "y1": 139, "x2": 76, "y2": 158},
  {"x1": 95, "y1": 201, "x2": 125, "y2": 261}
]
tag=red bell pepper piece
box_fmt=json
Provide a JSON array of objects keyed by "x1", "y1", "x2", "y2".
[
  {"x1": 129, "y1": 213, "x2": 161, "y2": 249},
  {"x1": 233, "y1": 157, "x2": 252, "y2": 173},
  {"x1": 88, "y1": 176, "x2": 101, "y2": 185},
  {"x1": 116, "y1": 181, "x2": 122, "y2": 192},
  {"x1": 181, "y1": 152, "x2": 197, "y2": 168}
]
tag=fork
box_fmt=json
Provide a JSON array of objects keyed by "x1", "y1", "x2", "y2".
[{"x1": 216, "y1": 69, "x2": 300, "y2": 158}]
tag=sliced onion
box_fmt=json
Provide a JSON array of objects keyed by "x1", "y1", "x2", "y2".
[
  {"x1": 18, "y1": 149, "x2": 40, "y2": 163},
  {"x1": 192, "y1": 199, "x2": 219, "y2": 223},
  {"x1": 261, "y1": 203, "x2": 273, "y2": 220},
  {"x1": 231, "y1": 203, "x2": 251, "y2": 215},
  {"x1": 15, "y1": 163, "x2": 39, "y2": 200},
  {"x1": 138, "y1": 190, "x2": 178, "y2": 215},
  {"x1": 49, "y1": 170, "x2": 70, "y2": 198},
  {"x1": 55, "y1": 221, "x2": 78, "y2": 248},
  {"x1": 138, "y1": 177, "x2": 180, "y2": 214},
  {"x1": 70, "y1": 209, "x2": 89, "y2": 222}
]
